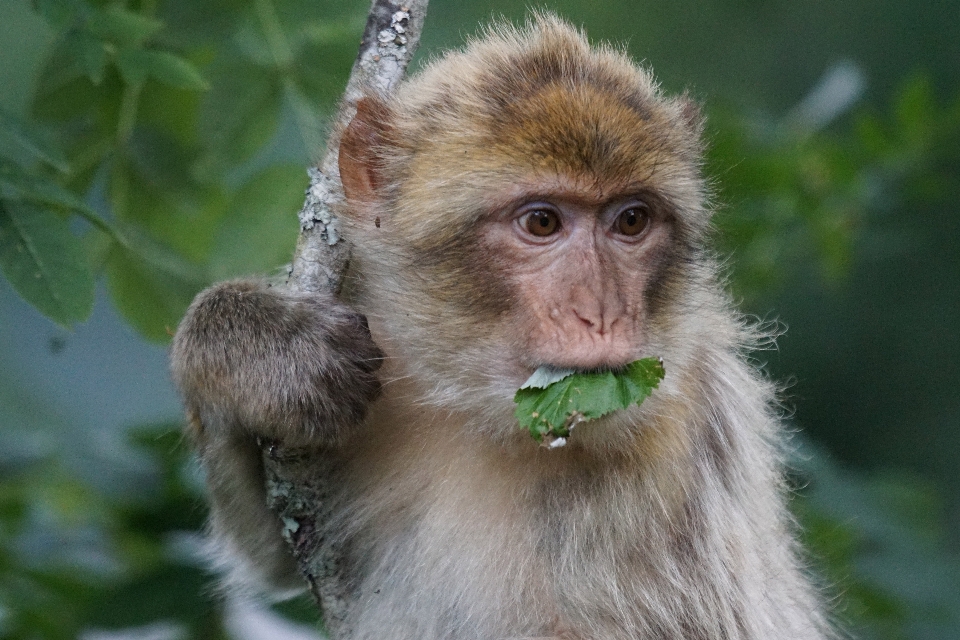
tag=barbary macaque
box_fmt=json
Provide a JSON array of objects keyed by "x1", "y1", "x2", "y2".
[{"x1": 171, "y1": 15, "x2": 833, "y2": 640}]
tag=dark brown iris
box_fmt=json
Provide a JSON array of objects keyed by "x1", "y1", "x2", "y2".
[
  {"x1": 525, "y1": 209, "x2": 560, "y2": 236},
  {"x1": 616, "y1": 205, "x2": 650, "y2": 236}
]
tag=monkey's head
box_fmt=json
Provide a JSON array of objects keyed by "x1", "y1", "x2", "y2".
[{"x1": 338, "y1": 15, "x2": 723, "y2": 441}]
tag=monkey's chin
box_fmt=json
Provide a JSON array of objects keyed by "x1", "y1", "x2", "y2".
[{"x1": 565, "y1": 407, "x2": 651, "y2": 451}]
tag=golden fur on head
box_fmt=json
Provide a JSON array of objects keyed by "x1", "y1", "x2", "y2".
[
  {"x1": 417, "y1": 14, "x2": 701, "y2": 169},
  {"x1": 383, "y1": 14, "x2": 706, "y2": 235}
]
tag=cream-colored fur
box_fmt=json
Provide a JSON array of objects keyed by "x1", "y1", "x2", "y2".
[{"x1": 172, "y1": 14, "x2": 833, "y2": 640}]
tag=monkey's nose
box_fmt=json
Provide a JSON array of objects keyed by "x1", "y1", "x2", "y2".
[
  {"x1": 573, "y1": 308, "x2": 602, "y2": 333},
  {"x1": 573, "y1": 303, "x2": 617, "y2": 338}
]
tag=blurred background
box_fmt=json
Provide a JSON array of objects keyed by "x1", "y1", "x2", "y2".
[{"x1": 0, "y1": 0, "x2": 958, "y2": 638}]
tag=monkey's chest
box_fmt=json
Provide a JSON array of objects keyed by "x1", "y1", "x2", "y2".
[{"x1": 318, "y1": 441, "x2": 639, "y2": 640}]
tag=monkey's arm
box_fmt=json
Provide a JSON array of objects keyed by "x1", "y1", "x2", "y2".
[{"x1": 170, "y1": 280, "x2": 382, "y2": 591}]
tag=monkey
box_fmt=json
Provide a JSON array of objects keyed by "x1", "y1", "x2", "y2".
[{"x1": 171, "y1": 15, "x2": 834, "y2": 640}]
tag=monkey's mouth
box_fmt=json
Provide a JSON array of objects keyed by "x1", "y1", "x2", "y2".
[
  {"x1": 515, "y1": 358, "x2": 665, "y2": 446},
  {"x1": 526, "y1": 362, "x2": 633, "y2": 383},
  {"x1": 527, "y1": 339, "x2": 641, "y2": 374},
  {"x1": 517, "y1": 361, "x2": 639, "y2": 391}
]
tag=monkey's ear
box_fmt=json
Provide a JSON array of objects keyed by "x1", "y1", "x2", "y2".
[{"x1": 339, "y1": 97, "x2": 393, "y2": 208}]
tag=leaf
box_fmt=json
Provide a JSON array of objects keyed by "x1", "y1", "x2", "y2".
[
  {"x1": 209, "y1": 164, "x2": 305, "y2": 280},
  {"x1": 139, "y1": 50, "x2": 208, "y2": 91},
  {"x1": 104, "y1": 240, "x2": 204, "y2": 343},
  {"x1": 195, "y1": 58, "x2": 281, "y2": 176},
  {"x1": 87, "y1": 6, "x2": 163, "y2": 48},
  {"x1": 114, "y1": 48, "x2": 151, "y2": 86},
  {"x1": 297, "y1": 19, "x2": 364, "y2": 48},
  {"x1": 31, "y1": 31, "x2": 90, "y2": 106},
  {"x1": 117, "y1": 49, "x2": 208, "y2": 91},
  {"x1": 136, "y1": 80, "x2": 206, "y2": 145},
  {"x1": 32, "y1": 0, "x2": 83, "y2": 29},
  {"x1": 31, "y1": 71, "x2": 102, "y2": 124},
  {"x1": 100, "y1": 178, "x2": 208, "y2": 341},
  {"x1": 0, "y1": 109, "x2": 70, "y2": 173},
  {"x1": 0, "y1": 158, "x2": 92, "y2": 214},
  {"x1": 126, "y1": 127, "x2": 199, "y2": 196},
  {"x1": 74, "y1": 31, "x2": 108, "y2": 85},
  {"x1": 116, "y1": 221, "x2": 208, "y2": 285},
  {"x1": 519, "y1": 366, "x2": 578, "y2": 390},
  {"x1": 294, "y1": 37, "x2": 359, "y2": 107},
  {"x1": 283, "y1": 84, "x2": 324, "y2": 159},
  {"x1": 85, "y1": 566, "x2": 213, "y2": 629},
  {"x1": 514, "y1": 358, "x2": 665, "y2": 442},
  {"x1": 232, "y1": 20, "x2": 278, "y2": 66},
  {"x1": 894, "y1": 75, "x2": 936, "y2": 147},
  {"x1": 0, "y1": 200, "x2": 94, "y2": 325},
  {"x1": 106, "y1": 136, "x2": 227, "y2": 263}
]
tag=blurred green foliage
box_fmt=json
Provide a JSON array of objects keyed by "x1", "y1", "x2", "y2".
[
  {"x1": 0, "y1": 426, "x2": 224, "y2": 639},
  {"x1": 797, "y1": 446, "x2": 960, "y2": 640},
  {"x1": 708, "y1": 76, "x2": 960, "y2": 298},
  {"x1": 0, "y1": 0, "x2": 958, "y2": 638},
  {"x1": 1, "y1": 0, "x2": 363, "y2": 340}
]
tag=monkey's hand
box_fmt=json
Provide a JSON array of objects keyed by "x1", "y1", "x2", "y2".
[
  {"x1": 171, "y1": 279, "x2": 384, "y2": 449},
  {"x1": 170, "y1": 280, "x2": 382, "y2": 593}
]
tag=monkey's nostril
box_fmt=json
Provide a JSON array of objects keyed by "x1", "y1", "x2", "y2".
[{"x1": 573, "y1": 309, "x2": 600, "y2": 331}]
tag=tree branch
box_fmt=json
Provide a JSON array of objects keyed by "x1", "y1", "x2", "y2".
[
  {"x1": 287, "y1": 0, "x2": 427, "y2": 294},
  {"x1": 259, "y1": 0, "x2": 428, "y2": 628}
]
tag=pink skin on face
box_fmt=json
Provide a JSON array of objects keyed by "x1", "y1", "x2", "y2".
[{"x1": 483, "y1": 188, "x2": 670, "y2": 372}]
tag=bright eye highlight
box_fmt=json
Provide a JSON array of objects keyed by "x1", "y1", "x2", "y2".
[
  {"x1": 616, "y1": 205, "x2": 650, "y2": 237},
  {"x1": 522, "y1": 209, "x2": 561, "y2": 237}
]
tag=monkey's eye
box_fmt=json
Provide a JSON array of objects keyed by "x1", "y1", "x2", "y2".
[
  {"x1": 615, "y1": 205, "x2": 650, "y2": 237},
  {"x1": 522, "y1": 208, "x2": 561, "y2": 237}
]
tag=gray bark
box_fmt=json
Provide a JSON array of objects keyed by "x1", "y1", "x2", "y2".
[
  {"x1": 287, "y1": 0, "x2": 427, "y2": 295},
  {"x1": 260, "y1": 0, "x2": 429, "y2": 623}
]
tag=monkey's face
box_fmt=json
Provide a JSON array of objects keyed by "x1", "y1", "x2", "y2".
[
  {"x1": 338, "y1": 35, "x2": 712, "y2": 430},
  {"x1": 342, "y1": 159, "x2": 704, "y2": 432},
  {"x1": 478, "y1": 178, "x2": 676, "y2": 373}
]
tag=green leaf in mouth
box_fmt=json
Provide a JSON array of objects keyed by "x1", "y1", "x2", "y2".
[{"x1": 513, "y1": 358, "x2": 665, "y2": 446}]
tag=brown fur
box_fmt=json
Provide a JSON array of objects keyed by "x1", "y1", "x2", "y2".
[{"x1": 171, "y1": 14, "x2": 833, "y2": 639}]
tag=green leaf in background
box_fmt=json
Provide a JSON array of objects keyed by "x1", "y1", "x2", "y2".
[
  {"x1": 0, "y1": 109, "x2": 70, "y2": 173},
  {"x1": 105, "y1": 245, "x2": 199, "y2": 342},
  {"x1": 0, "y1": 157, "x2": 93, "y2": 215},
  {"x1": 195, "y1": 58, "x2": 281, "y2": 176},
  {"x1": 209, "y1": 164, "x2": 305, "y2": 280},
  {"x1": 73, "y1": 31, "x2": 108, "y2": 85},
  {"x1": 0, "y1": 419, "x2": 228, "y2": 640},
  {"x1": 294, "y1": 35, "x2": 361, "y2": 107},
  {"x1": 283, "y1": 84, "x2": 324, "y2": 161},
  {"x1": 894, "y1": 76, "x2": 937, "y2": 151},
  {"x1": 87, "y1": 5, "x2": 163, "y2": 48},
  {"x1": 143, "y1": 50, "x2": 207, "y2": 90},
  {"x1": 32, "y1": 0, "x2": 83, "y2": 30},
  {"x1": 104, "y1": 228, "x2": 207, "y2": 342},
  {"x1": 113, "y1": 49, "x2": 150, "y2": 87},
  {"x1": 232, "y1": 18, "x2": 281, "y2": 67},
  {"x1": 31, "y1": 68, "x2": 105, "y2": 126},
  {"x1": 514, "y1": 358, "x2": 665, "y2": 443},
  {"x1": 116, "y1": 49, "x2": 207, "y2": 91},
  {"x1": 0, "y1": 200, "x2": 94, "y2": 325},
  {"x1": 85, "y1": 566, "x2": 216, "y2": 631},
  {"x1": 792, "y1": 443, "x2": 960, "y2": 638}
]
